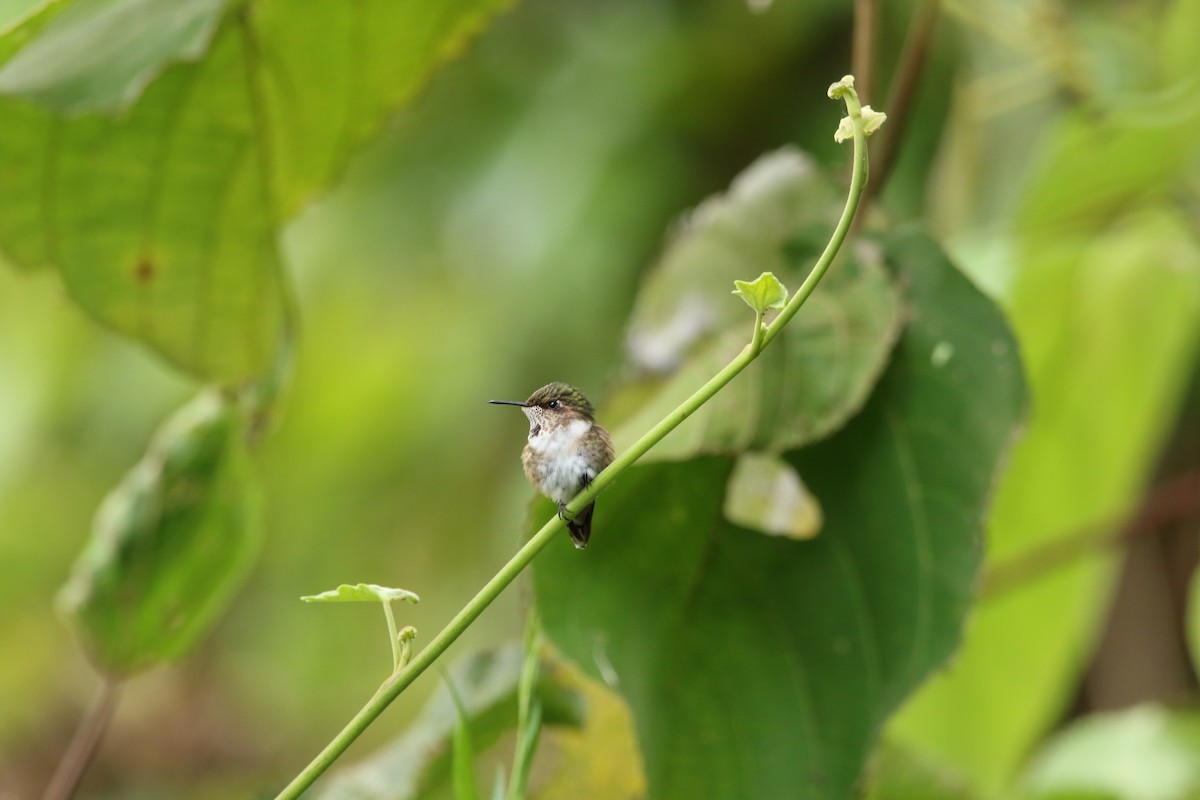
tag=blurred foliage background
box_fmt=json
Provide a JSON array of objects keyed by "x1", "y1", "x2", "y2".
[{"x1": 1, "y1": 0, "x2": 1199, "y2": 798}]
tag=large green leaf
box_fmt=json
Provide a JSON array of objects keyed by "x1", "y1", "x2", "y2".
[
  {"x1": 891, "y1": 57, "x2": 1200, "y2": 779},
  {"x1": 314, "y1": 644, "x2": 583, "y2": 800},
  {"x1": 0, "y1": 0, "x2": 511, "y2": 382},
  {"x1": 533, "y1": 228, "x2": 1026, "y2": 799},
  {"x1": 610, "y1": 148, "x2": 903, "y2": 460},
  {"x1": 893, "y1": 10, "x2": 1200, "y2": 783},
  {"x1": 57, "y1": 390, "x2": 261, "y2": 675},
  {"x1": 891, "y1": 206, "x2": 1200, "y2": 793}
]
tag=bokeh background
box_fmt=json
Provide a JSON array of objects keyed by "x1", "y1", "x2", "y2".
[{"x1": 2, "y1": 0, "x2": 1199, "y2": 797}]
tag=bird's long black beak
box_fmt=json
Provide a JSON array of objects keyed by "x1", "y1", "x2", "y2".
[{"x1": 488, "y1": 399, "x2": 529, "y2": 407}]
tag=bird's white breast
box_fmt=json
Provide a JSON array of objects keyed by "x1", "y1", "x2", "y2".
[{"x1": 527, "y1": 418, "x2": 595, "y2": 503}]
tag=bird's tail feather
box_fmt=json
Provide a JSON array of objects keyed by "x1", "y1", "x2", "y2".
[{"x1": 568, "y1": 501, "x2": 594, "y2": 549}]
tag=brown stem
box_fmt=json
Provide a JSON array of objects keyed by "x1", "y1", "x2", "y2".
[
  {"x1": 852, "y1": 0, "x2": 877, "y2": 104},
  {"x1": 863, "y1": 0, "x2": 940, "y2": 207},
  {"x1": 42, "y1": 678, "x2": 121, "y2": 800},
  {"x1": 982, "y1": 471, "x2": 1200, "y2": 598}
]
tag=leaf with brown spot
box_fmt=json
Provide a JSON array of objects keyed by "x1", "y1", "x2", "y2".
[{"x1": 0, "y1": 0, "x2": 513, "y2": 382}]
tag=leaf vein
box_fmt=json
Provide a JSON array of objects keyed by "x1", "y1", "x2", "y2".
[{"x1": 883, "y1": 405, "x2": 934, "y2": 695}]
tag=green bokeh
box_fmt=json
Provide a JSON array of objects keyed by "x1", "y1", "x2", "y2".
[{"x1": 2, "y1": 0, "x2": 1198, "y2": 797}]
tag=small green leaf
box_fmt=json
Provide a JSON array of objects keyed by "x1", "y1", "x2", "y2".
[
  {"x1": 301, "y1": 583, "x2": 420, "y2": 605},
  {"x1": 57, "y1": 390, "x2": 261, "y2": 676},
  {"x1": 731, "y1": 271, "x2": 789, "y2": 314}
]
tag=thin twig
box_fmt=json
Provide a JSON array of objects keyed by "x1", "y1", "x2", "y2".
[
  {"x1": 852, "y1": 0, "x2": 877, "y2": 104},
  {"x1": 982, "y1": 471, "x2": 1200, "y2": 598},
  {"x1": 42, "y1": 677, "x2": 121, "y2": 800},
  {"x1": 864, "y1": 0, "x2": 940, "y2": 207}
]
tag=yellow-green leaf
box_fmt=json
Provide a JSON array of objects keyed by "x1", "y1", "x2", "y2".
[
  {"x1": 57, "y1": 390, "x2": 261, "y2": 675},
  {"x1": 731, "y1": 271, "x2": 788, "y2": 314},
  {"x1": 301, "y1": 583, "x2": 420, "y2": 605},
  {"x1": 0, "y1": 0, "x2": 512, "y2": 382}
]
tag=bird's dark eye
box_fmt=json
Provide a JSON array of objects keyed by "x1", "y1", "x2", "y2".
[{"x1": 547, "y1": 400, "x2": 559, "y2": 409}]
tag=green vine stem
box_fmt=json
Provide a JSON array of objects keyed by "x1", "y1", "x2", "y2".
[
  {"x1": 750, "y1": 308, "x2": 765, "y2": 354},
  {"x1": 273, "y1": 76, "x2": 876, "y2": 800},
  {"x1": 382, "y1": 600, "x2": 400, "y2": 673}
]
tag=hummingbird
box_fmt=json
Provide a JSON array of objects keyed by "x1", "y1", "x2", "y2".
[{"x1": 490, "y1": 382, "x2": 615, "y2": 549}]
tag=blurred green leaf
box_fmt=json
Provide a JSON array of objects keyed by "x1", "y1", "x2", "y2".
[
  {"x1": 315, "y1": 644, "x2": 584, "y2": 800},
  {"x1": 57, "y1": 390, "x2": 260, "y2": 675},
  {"x1": 731, "y1": 271, "x2": 788, "y2": 314},
  {"x1": 506, "y1": 617, "x2": 543, "y2": 800},
  {"x1": 0, "y1": 0, "x2": 55, "y2": 38},
  {"x1": 865, "y1": 741, "x2": 979, "y2": 800},
  {"x1": 447, "y1": 677, "x2": 481, "y2": 800},
  {"x1": 891, "y1": 10, "x2": 1200, "y2": 781},
  {"x1": 1017, "y1": 706, "x2": 1200, "y2": 800},
  {"x1": 612, "y1": 148, "x2": 903, "y2": 460},
  {"x1": 0, "y1": 0, "x2": 511, "y2": 382},
  {"x1": 1016, "y1": 88, "x2": 1200, "y2": 245},
  {"x1": 891, "y1": 210, "x2": 1200, "y2": 791},
  {"x1": 0, "y1": 0, "x2": 226, "y2": 114},
  {"x1": 301, "y1": 584, "x2": 420, "y2": 605},
  {"x1": 528, "y1": 649, "x2": 647, "y2": 800},
  {"x1": 508, "y1": 701, "x2": 543, "y2": 800},
  {"x1": 1160, "y1": 0, "x2": 1200, "y2": 76},
  {"x1": 534, "y1": 228, "x2": 1026, "y2": 799}
]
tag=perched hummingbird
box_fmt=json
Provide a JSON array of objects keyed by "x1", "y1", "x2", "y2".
[{"x1": 490, "y1": 382, "x2": 615, "y2": 549}]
